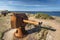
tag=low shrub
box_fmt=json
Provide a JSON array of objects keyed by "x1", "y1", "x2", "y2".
[{"x1": 35, "y1": 13, "x2": 54, "y2": 20}]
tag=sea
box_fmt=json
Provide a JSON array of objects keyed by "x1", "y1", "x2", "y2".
[{"x1": 10, "y1": 11, "x2": 60, "y2": 16}]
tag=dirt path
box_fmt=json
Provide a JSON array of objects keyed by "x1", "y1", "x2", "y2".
[{"x1": 29, "y1": 17, "x2": 60, "y2": 40}]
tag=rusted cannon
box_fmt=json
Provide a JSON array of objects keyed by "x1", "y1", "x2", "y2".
[
  {"x1": 11, "y1": 13, "x2": 28, "y2": 28},
  {"x1": 11, "y1": 13, "x2": 56, "y2": 38},
  {"x1": 11, "y1": 13, "x2": 28, "y2": 38},
  {"x1": 11, "y1": 13, "x2": 40, "y2": 38}
]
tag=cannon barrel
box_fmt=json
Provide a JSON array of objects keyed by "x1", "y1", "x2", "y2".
[
  {"x1": 23, "y1": 20, "x2": 56, "y2": 31},
  {"x1": 23, "y1": 20, "x2": 39, "y2": 25}
]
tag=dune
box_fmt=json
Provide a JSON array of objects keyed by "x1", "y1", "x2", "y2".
[{"x1": 29, "y1": 16, "x2": 60, "y2": 40}]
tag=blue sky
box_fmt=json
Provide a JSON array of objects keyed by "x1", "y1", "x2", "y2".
[{"x1": 0, "y1": 0, "x2": 60, "y2": 11}]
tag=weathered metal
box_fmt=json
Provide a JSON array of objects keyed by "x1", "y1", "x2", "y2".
[
  {"x1": 11, "y1": 13, "x2": 28, "y2": 28},
  {"x1": 11, "y1": 13, "x2": 28, "y2": 38}
]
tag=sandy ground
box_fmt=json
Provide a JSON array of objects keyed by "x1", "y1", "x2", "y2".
[
  {"x1": 1, "y1": 16, "x2": 60, "y2": 40},
  {"x1": 29, "y1": 17, "x2": 60, "y2": 40},
  {"x1": 3, "y1": 29, "x2": 17, "y2": 40}
]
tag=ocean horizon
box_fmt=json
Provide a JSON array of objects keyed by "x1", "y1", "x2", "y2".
[{"x1": 10, "y1": 11, "x2": 60, "y2": 16}]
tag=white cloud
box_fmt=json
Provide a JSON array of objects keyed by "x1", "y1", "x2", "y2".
[
  {"x1": 0, "y1": 6, "x2": 8, "y2": 10},
  {"x1": 8, "y1": 1, "x2": 26, "y2": 5},
  {"x1": 0, "y1": 1, "x2": 59, "y2": 11},
  {"x1": 22, "y1": 5, "x2": 48, "y2": 6},
  {"x1": 0, "y1": 1, "x2": 48, "y2": 7}
]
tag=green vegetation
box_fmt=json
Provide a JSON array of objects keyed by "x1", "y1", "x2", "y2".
[
  {"x1": 26, "y1": 13, "x2": 35, "y2": 17},
  {"x1": 35, "y1": 13, "x2": 54, "y2": 20}
]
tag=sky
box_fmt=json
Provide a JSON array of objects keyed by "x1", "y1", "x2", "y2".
[{"x1": 0, "y1": 0, "x2": 60, "y2": 11}]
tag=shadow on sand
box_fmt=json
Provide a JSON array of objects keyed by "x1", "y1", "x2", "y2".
[{"x1": 26, "y1": 25, "x2": 56, "y2": 35}]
